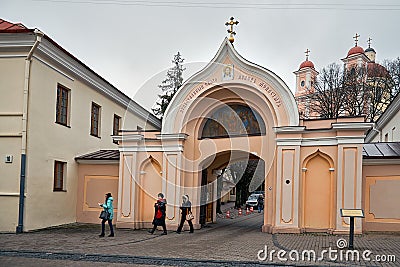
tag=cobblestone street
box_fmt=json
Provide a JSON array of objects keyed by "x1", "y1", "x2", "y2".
[{"x1": 1, "y1": 208, "x2": 399, "y2": 266}]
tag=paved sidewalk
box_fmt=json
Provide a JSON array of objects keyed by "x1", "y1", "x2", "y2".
[{"x1": 1, "y1": 209, "x2": 399, "y2": 266}]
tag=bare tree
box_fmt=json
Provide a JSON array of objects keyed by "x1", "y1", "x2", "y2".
[
  {"x1": 307, "y1": 61, "x2": 396, "y2": 122},
  {"x1": 383, "y1": 57, "x2": 400, "y2": 99},
  {"x1": 225, "y1": 159, "x2": 261, "y2": 208},
  {"x1": 365, "y1": 64, "x2": 393, "y2": 122},
  {"x1": 342, "y1": 65, "x2": 369, "y2": 117},
  {"x1": 308, "y1": 63, "x2": 347, "y2": 119}
]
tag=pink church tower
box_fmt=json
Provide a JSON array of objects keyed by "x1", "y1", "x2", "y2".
[
  {"x1": 294, "y1": 49, "x2": 318, "y2": 119},
  {"x1": 342, "y1": 33, "x2": 370, "y2": 71}
]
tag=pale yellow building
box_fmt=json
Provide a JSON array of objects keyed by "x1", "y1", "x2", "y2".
[{"x1": 0, "y1": 19, "x2": 160, "y2": 232}]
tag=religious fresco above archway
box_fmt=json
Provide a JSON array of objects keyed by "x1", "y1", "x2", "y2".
[{"x1": 201, "y1": 104, "x2": 266, "y2": 139}]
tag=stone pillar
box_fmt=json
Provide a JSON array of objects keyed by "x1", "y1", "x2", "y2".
[
  {"x1": 158, "y1": 134, "x2": 188, "y2": 228},
  {"x1": 333, "y1": 122, "x2": 372, "y2": 234},
  {"x1": 273, "y1": 144, "x2": 301, "y2": 233},
  {"x1": 335, "y1": 143, "x2": 364, "y2": 234},
  {"x1": 115, "y1": 134, "x2": 143, "y2": 228}
]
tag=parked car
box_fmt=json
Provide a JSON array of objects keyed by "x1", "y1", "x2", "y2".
[{"x1": 245, "y1": 192, "x2": 264, "y2": 208}]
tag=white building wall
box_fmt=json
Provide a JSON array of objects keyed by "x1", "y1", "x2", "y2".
[
  {"x1": 0, "y1": 36, "x2": 159, "y2": 231},
  {"x1": 369, "y1": 98, "x2": 400, "y2": 143},
  {"x1": 0, "y1": 56, "x2": 25, "y2": 231}
]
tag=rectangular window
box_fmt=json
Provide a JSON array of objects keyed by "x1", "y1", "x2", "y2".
[
  {"x1": 113, "y1": 114, "x2": 121, "y2": 144},
  {"x1": 91, "y1": 102, "x2": 101, "y2": 137},
  {"x1": 53, "y1": 161, "x2": 66, "y2": 191},
  {"x1": 56, "y1": 84, "x2": 70, "y2": 126}
]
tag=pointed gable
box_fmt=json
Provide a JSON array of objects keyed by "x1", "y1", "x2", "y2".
[{"x1": 162, "y1": 38, "x2": 299, "y2": 134}]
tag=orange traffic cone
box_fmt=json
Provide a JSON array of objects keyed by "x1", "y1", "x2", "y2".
[
  {"x1": 226, "y1": 210, "x2": 230, "y2": 218},
  {"x1": 246, "y1": 207, "x2": 250, "y2": 215},
  {"x1": 250, "y1": 206, "x2": 254, "y2": 212},
  {"x1": 238, "y1": 208, "x2": 242, "y2": 216}
]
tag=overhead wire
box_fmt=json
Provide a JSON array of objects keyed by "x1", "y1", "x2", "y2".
[{"x1": 32, "y1": 0, "x2": 400, "y2": 10}]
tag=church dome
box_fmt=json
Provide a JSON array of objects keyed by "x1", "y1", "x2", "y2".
[
  {"x1": 299, "y1": 60, "x2": 315, "y2": 69},
  {"x1": 365, "y1": 47, "x2": 376, "y2": 53},
  {"x1": 367, "y1": 62, "x2": 389, "y2": 78},
  {"x1": 347, "y1": 46, "x2": 364, "y2": 57}
]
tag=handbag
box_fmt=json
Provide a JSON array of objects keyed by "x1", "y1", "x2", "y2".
[
  {"x1": 99, "y1": 210, "x2": 109, "y2": 220},
  {"x1": 186, "y1": 211, "x2": 194, "y2": 221}
]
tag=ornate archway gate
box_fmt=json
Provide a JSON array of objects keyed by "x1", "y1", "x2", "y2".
[{"x1": 114, "y1": 39, "x2": 372, "y2": 234}]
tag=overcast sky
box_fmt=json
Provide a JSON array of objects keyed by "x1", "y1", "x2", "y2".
[{"x1": 2, "y1": 0, "x2": 399, "y2": 111}]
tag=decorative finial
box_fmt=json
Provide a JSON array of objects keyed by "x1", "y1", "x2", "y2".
[
  {"x1": 305, "y1": 49, "x2": 310, "y2": 61},
  {"x1": 353, "y1": 33, "x2": 360, "y2": 47},
  {"x1": 225, "y1": 17, "x2": 239, "y2": 43},
  {"x1": 367, "y1": 37, "x2": 372, "y2": 48}
]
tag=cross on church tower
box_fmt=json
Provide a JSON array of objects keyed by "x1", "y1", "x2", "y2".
[
  {"x1": 225, "y1": 17, "x2": 239, "y2": 44},
  {"x1": 305, "y1": 49, "x2": 310, "y2": 61},
  {"x1": 367, "y1": 37, "x2": 372, "y2": 48},
  {"x1": 353, "y1": 33, "x2": 360, "y2": 46}
]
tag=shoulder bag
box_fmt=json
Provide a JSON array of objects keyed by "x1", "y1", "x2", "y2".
[
  {"x1": 186, "y1": 211, "x2": 194, "y2": 221},
  {"x1": 99, "y1": 210, "x2": 109, "y2": 220}
]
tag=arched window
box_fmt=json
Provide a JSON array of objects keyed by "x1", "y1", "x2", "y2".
[{"x1": 201, "y1": 104, "x2": 265, "y2": 139}]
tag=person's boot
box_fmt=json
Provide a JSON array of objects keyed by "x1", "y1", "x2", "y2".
[
  {"x1": 99, "y1": 233, "x2": 105, "y2": 237},
  {"x1": 108, "y1": 233, "x2": 114, "y2": 237}
]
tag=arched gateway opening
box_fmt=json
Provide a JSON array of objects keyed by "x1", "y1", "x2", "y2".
[{"x1": 198, "y1": 150, "x2": 265, "y2": 228}]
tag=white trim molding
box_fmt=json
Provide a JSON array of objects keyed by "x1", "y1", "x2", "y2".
[
  {"x1": 332, "y1": 122, "x2": 373, "y2": 131},
  {"x1": 0, "y1": 192, "x2": 26, "y2": 197},
  {"x1": 274, "y1": 126, "x2": 306, "y2": 133},
  {"x1": 156, "y1": 133, "x2": 189, "y2": 141},
  {"x1": 119, "y1": 145, "x2": 184, "y2": 153},
  {"x1": 112, "y1": 134, "x2": 144, "y2": 142},
  {"x1": 277, "y1": 136, "x2": 367, "y2": 146}
]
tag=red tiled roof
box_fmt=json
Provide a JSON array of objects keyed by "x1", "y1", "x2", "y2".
[
  {"x1": 0, "y1": 19, "x2": 27, "y2": 31},
  {"x1": 299, "y1": 60, "x2": 315, "y2": 69},
  {"x1": 347, "y1": 46, "x2": 365, "y2": 57}
]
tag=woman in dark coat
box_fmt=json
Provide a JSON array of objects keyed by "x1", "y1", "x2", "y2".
[
  {"x1": 148, "y1": 193, "x2": 167, "y2": 235},
  {"x1": 176, "y1": 195, "x2": 194, "y2": 234}
]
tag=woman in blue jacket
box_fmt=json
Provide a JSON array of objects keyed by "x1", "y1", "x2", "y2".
[{"x1": 99, "y1": 192, "x2": 114, "y2": 237}]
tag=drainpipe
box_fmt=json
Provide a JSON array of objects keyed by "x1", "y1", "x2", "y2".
[{"x1": 16, "y1": 29, "x2": 44, "y2": 234}]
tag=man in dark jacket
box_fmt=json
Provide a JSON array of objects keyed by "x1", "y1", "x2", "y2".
[
  {"x1": 176, "y1": 195, "x2": 194, "y2": 234},
  {"x1": 257, "y1": 194, "x2": 264, "y2": 213},
  {"x1": 149, "y1": 193, "x2": 167, "y2": 235}
]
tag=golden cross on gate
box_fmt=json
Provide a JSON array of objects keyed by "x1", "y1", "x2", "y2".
[
  {"x1": 305, "y1": 49, "x2": 310, "y2": 60},
  {"x1": 367, "y1": 37, "x2": 372, "y2": 48},
  {"x1": 225, "y1": 17, "x2": 239, "y2": 43},
  {"x1": 353, "y1": 33, "x2": 360, "y2": 46}
]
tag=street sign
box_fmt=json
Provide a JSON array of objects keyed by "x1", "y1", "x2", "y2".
[
  {"x1": 340, "y1": 208, "x2": 365, "y2": 249},
  {"x1": 340, "y1": 209, "x2": 365, "y2": 218}
]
